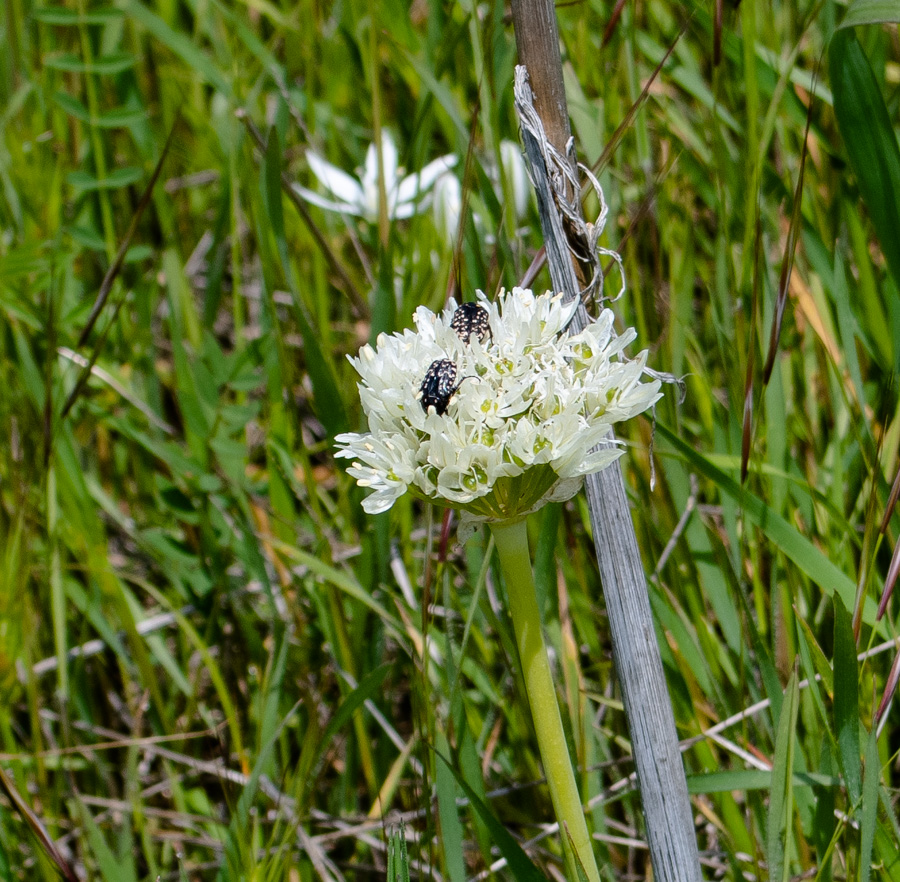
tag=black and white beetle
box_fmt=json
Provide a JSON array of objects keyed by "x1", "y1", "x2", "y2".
[
  {"x1": 450, "y1": 301, "x2": 491, "y2": 344},
  {"x1": 420, "y1": 304, "x2": 488, "y2": 414},
  {"x1": 418, "y1": 359, "x2": 463, "y2": 415}
]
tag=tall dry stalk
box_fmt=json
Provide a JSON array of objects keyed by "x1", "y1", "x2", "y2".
[{"x1": 509, "y1": 2, "x2": 704, "y2": 879}]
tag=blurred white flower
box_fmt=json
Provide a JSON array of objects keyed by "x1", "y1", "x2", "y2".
[
  {"x1": 294, "y1": 131, "x2": 457, "y2": 224},
  {"x1": 431, "y1": 140, "x2": 532, "y2": 247},
  {"x1": 500, "y1": 139, "x2": 531, "y2": 222},
  {"x1": 335, "y1": 288, "x2": 662, "y2": 522},
  {"x1": 432, "y1": 171, "x2": 462, "y2": 244}
]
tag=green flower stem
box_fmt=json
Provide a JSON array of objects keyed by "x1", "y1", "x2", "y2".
[{"x1": 490, "y1": 518, "x2": 602, "y2": 882}]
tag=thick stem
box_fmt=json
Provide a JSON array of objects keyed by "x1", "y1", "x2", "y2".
[{"x1": 490, "y1": 519, "x2": 602, "y2": 882}]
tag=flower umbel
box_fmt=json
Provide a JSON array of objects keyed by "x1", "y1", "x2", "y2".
[{"x1": 335, "y1": 288, "x2": 662, "y2": 522}]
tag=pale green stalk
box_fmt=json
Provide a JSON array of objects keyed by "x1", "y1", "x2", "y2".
[{"x1": 490, "y1": 518, "x2": 602, "y2": 882}]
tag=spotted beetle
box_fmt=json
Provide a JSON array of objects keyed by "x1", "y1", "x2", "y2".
[
  {"x1": 418, "y1": 359, "x2": 462, "y2": 415},
  {"x1": 450, "y1": 301, "x2": 491, "y2": 344}
]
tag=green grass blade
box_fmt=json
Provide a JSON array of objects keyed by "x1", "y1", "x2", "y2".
[
  {"x1": 0, "y1": 768, "x2": 77, "y2": 882},
  {"x1": 829, "y1": 29, "x2": 900, "y2": 294},
  {"x1": 657, "y1": 424, "x2": 882, "y2": 631},
  {"x1": 767, "y1": 668, "x2": 800, "y2": 882},
  {"x1": 876, "y1": 786, "x2": 900, "y2": 876},
  {"x1": 72, "y1": 800, "x2": 137, "y2": 882},
  {"x1": 320, "y1": 662, "x2": 391, "y2": 749},
  {"x1": 833, "y1": 596, "x2": 861, "y2": 803},
  {"x1": 387, "y1": 823, "x2": 411, "y2": 882},
  {"x1": 839, "y1": 0, "x2": 900, "y2": 27},
  {"x1": 859, "y1": 729, "x2": 880, "y2": 882},
  {"x1": 687, "y1": 769, "x2": 838, "y2": 793},
  {"x1": 122, "y1": 0, "x2": 230, "y2": 96},
  {"x1": 435, "y1": 731, "x2": 466, "y2": 882},
  {"x1": 262, "y1": 128, "x2": 348, "y2": 438},
  {"x1": 435, "y1": 750, "x2": 549, "y2": 882}
]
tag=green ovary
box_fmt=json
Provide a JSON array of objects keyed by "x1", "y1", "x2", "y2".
[{"x1": 462, "y1": 463, "x2": 488, "y2": 492}]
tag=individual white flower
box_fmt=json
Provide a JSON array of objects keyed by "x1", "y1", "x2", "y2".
[
  {"x1": 335, "y1": 288, "x2": 662, "y2": 523},
  {"x1": 294, "y1": 131, "x2": 457, "y2": 223}
]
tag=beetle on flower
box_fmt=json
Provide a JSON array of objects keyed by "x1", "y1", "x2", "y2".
[
  {"x1": 335, "y1": 288, "x2": 662, "y2": 531},
  {"x1": 336, "y1": 287, "x2": 664, "y2": 882}
]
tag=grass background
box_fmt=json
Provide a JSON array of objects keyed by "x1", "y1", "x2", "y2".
[{"x1": 1, "y1": 0, "x2": 899, "y2": 879}]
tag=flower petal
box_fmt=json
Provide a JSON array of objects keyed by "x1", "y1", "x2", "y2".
[
  {"x1": 291, "y1": 184, "x2": 366, "y2": 216},
  {"x1": 390, "y1": 199, "x2": 428, "y2": 220},
  {"x1": 363, "y1": 131, "x2": 400, "y2": 197},
  {"x1": 396, "y1": 154, "x2": 458, "y2": 205},
  {"x1": 306, "y1": 151, "x2": 364, "y2": 207},
  {"x1": 432, "y1": 173, "x2": 462, "y2": 243}
]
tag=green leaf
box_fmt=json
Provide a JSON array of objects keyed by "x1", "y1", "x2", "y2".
[
  {"x1": 71, "y1": 800, "x2": 137, "y2": 882},
  {"x1": 833, "y1": 596, "x2": 862, "y2": 802},
  {"x1": 563, "y1": 826, "x2": 593, "y2": 882},
  {"x1": 876, "y1": 786, "x2": 900, "y2": 875},
  {"x1": 691, "y1": 769, "x2": 753, "y2": 798},
  {"x1": 687, "y1": 769, "x2": 837, "y2": 794},
  {"x1": 0, "y1": 833, "x2": 12, "y2": 882},
  {"x1": 812, "y1": 745, "x2": 837, "y2": 882},
  {"x1": 124, "y1": 244, "x2": 153, "y2": 263},
  {"x1": 830, "y1": 30, "x2": 900, "y2": 293},
  {"x1": 794, "y1": 615, "x2": 832, "y2": 736},
  {"x1": 795, "y1": 615, "x2": 834, "y2": 695},
  {"x1": 53, "y1": 92, "x2": 147, "y2": 129},
  {"x1": 67, "y1": 225, "x2": 107, "y2": 252},
  {"x1": 53, "y1": 91, "x2": 90, "y2": 123},
  {"x1": 838, "y1": 0, "x2": 900, "y2": 27},
  {"x1": 33, "y1": 6, "x2": 123, "y2": 24},
  {"x1": 0, "y1": 767, "x2": 78, "y2": 882},
  {"x1": 435, "y1": 732, "x2": 466, "y2": 882},
  {"x1": 387, "y1": 824, "x2": 411, "y2": 882},
  {"x1": 94, "y1": 107, "x2": 147, "y2": 129},
  {"x1": 257, "y1": 626, "x2": 291, "y2": 756},
  {"x1": 0, "y1": 245, "x2": 50, "y2": 281},
  {"x1": 859, "y1": 730, "x2": 880, "y2": 882},
  {"x1": 320, "y1": 662, "x2": 391, "y2": 748},
  {"x1": 43, "y1": 52, "x2": 137, "y2": 74},
  {"x1": 767, "y1": 669, "x2": 800, "y2": 882},
  {"x1": 435, "y1": 750, "x2": 549, "y2": 882},
  {"x1": 221, "y1": 680, "x2": 302, "y2": 875},
  {"x1": 67, "y1": 167, "x2": 144, "y2": 192}
]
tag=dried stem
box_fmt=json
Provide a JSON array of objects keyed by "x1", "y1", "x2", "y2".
[{"x1": 508, "y1": 2, "x2": 703, "y2": 879}]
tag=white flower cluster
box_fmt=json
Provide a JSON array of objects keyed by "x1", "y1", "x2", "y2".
[{"x1": 335, "y1": 288, "x2": 662, "y2": 521}]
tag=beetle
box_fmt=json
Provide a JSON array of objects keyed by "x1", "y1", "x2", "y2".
[
  {"x1": 450, "y1": 301, "x2": 491, "y2": 344},
  {"x1": 418, "y1": 359, "x2": 463, "y2": 415}
]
